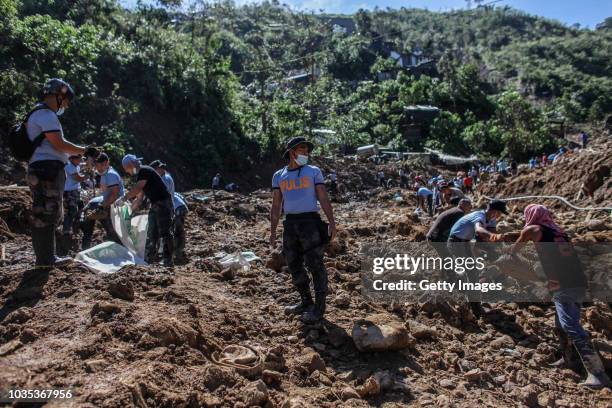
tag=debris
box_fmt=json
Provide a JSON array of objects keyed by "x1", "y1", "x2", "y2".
[{"x1": 352, "y1": 314, "x2": 414, "y2": 352}]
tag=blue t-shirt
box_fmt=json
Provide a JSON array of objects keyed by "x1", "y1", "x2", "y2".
[
  {"x1": 100, "y1": 167, "x2": 125, "y2": 203},
  {"x1": 64, "y1": 163, "x2": 81, "y2": 192},
  {"x1": 449, "y1": 210, "x2": 497, "y2": 241},
  {"x1": 417, "y1": 187, "x2": 433, "y2": 196},
  {"x1": 27, "y1": 104, "x2": 68, "y2": 164},
  {"x1": 173, "y1": 192, "x2": 187, "y2": 211},
  {"x1": 272, "y1": 165, "x2": 324, "y2": 214},
  {"x1": 161, "y1": 172, "x2": 176, "y2": 196}
]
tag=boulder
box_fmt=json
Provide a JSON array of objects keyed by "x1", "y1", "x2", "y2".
[
  {"x1": 352, "y1": 314, "x2": 414, "y2": 352},
  {"x1": 242, "y1": 380, "x2": 268, "y2": 406}
]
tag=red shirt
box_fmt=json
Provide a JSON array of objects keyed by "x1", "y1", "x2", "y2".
[{"x1": 463, "y1": 176, "x2": 473, "y2": 187}]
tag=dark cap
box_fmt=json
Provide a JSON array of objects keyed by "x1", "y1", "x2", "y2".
[
  {"x1": 283, "y1": 137, "x2": 314, "y2": 159},
  {"x1": 95, "y1": 152, "x2": 109, "y2": 163},
  {"x1": 487, "y1": 199, "x2": 508, "y2": 215},
  {"x1": 149, "y1": 160, "x2": 166, "y2": 169}
]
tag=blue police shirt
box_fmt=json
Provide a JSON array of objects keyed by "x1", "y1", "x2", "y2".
[
  {"x1": 100, "y1": 167, "x2": 125, "y2": 203},
  {"x1": 272, "y1": 165, "x2": 324, "y2": 214},
  {"x1": 449, "y1": 210, "x2": 497, "y2": 241},
  {"x1": 64, "y1": 163, "x2": 81, "y2": 192}
]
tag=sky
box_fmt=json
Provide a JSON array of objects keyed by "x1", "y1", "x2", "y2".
[{"x1": 120, "y1": 0, "x2": 612, "y2": 28}]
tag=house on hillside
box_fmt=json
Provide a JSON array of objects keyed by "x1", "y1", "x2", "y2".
[
  {"x1": 401, "y1": 105, "x2": 440, "y2": 144},
  {"x1": 375, "y1": 44, "x2": 435, "y2": 81},
  {"x1": 284, "y1": 68, "x2": 322, "y2": 85},
  {"x1": 319, "y1": 16, "x2": 356, "y2": 35}
]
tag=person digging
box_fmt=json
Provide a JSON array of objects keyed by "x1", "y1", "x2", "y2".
[{"x1": 270, "y1": 137, "x2": 337, "y2": 324}]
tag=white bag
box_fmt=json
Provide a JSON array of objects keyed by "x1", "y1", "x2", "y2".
[
  {"x1": 110, "y1": 204, "x2": 148, "y2": 259},
  {"x1": 75, "y1": 203, "x2": 149, "y2": 273},
  {"x1": 75, "y1": 241, "x2": 145, "y2": 274}
]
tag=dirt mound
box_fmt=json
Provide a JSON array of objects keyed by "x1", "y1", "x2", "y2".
[
  {"x1": 478, "y1": 135, "x2": 612, "y2": 209},
  {"x1": 0, "y1": 186, "x2": 32, "y2": 239}
]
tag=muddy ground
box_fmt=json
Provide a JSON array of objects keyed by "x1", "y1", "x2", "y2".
[{"x1": 0, "y1": 137, "x2": 611, "y2": 408}]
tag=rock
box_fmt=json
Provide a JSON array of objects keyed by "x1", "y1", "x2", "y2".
[
  {"x1": 585, "y1": 308, "x2": 612, "y2": 335},
  {"x1": 296, "y1": 350, "x2": 326, "y2": 375},
  {"x1": 464, "y1": 368, "x2": 482, "y2": 382},
  {"x1": 202, "y1": 365, "x2": 237, "y2": 391},
  {"x1": 356, "y1": 376, "x2": 381, "y2": 398},
  {"x1": 281, "y1": 397, "x2": 310, "y2": 408},
  {"x1": 266, "y1": 250, "x2": 286, "y2": 272},
  {"x1": 263, "y1": 348, "x2": 286, "y2": 371},
  {"x1": 519, "y1": 384, "x2": 539, "y2": 408},
  {"x1": 242, "y1": 380, "x2": 268, "y2": 406},
  {"x1": 144, "y1": 317, "x2": 198, "y2": 347},
  {"x1": 287, "y1": 336, "x2": 298, "y2": 343},
  {"x1": 340, "y1": 386, "x2": 361, "y2": 401},
  {"x1": 334, "y1": 291, "x2": 351, "y2": 308},
  {"x1": 90, "y1": 302, "x2": 122, "y2": 317},
  {"x1": 19, "y1": 328, "x2": 38, "y2": 343},
  {"x1": 107, "y1": 279, "x2": 134, "y2": 301},
  {"x1": 0, "y1": 338, "x2": 22, "y2": 356},
  {"x1": 439, "y1": 379, "x2": 455, "y2": 389},
  {"x1": 352, "y1": 313, "x2": 414, "y2": 352},
  {"x1": 537, "y1": 391, "x2": 556, "y2": 407},
  {"x1": 585, "y1": 219, "x2": 609, "y2": 231},
  {"x1": 220, "y1": 267, "x2": 235, "y2": 281},
  {"x1": 493, "y1": 375, "x2": 506, "y2": 385},
  {"x1": 327, "y1": 326, "x2": 349, "y2": 348},
  {"x1": 262, "y1": 370, "x2": 282, "y2": 386},
  {"x1": 5, "y1": 307, "x2": 34, "y2": 324},
  {"x1": 490, "y1": 335, "x2": 515, "y2": 349},
  {"x1": 85, "y1": 358, "x2": 107, "y2": 373},
  {"x1": 407, "y1": 319, "x2": 437, "y2": 340}
]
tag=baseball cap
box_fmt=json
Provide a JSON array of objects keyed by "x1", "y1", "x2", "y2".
[
  {"x1": 121, "y1": 154, "x2": 142, "y2": 168},
  {"x1": 149, "y1": 160, "x2": 167, "y2": 169},
  {"x1": 487, "y1": 199, "x2": 508, "y2": 215}
]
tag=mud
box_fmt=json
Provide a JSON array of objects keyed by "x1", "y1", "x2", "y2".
[{"x1": 0, "y1": 137, "x2": 611, "y2": 407}]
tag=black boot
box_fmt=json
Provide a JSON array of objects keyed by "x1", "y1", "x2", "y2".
[
  {"x1": 302, "y1": 291, "x2": 326, "y2": 323},
  {"x1": 284, "y1": 285, "x2": 313, "y2": 315},
  {"x1": 549, "y1": 329, "x2": 580, "y2": 369},
  {"x1": 32, "y1": 225, "x2": 71, "y2": 269},
  {"x1": 574, "y1": 338, "x2": 612, "y2": 388}
]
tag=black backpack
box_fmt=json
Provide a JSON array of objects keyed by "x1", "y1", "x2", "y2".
[{"x1": 4, "y1": 105, "x2": 51, "y2": 161}]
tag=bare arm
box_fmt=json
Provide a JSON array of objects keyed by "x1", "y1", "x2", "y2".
[
  {"x1": 46, "y1": 132, "x2": 86, "y2": 156},
  {"x1": 510, "y1": 225, "x2": 542, "y2": 255},
  {"x1": 125, "y1": 180, "x2": 146, "y2": 200},
  {"x1": 131, "y1": 192, "x2": 145, "y2": 212},
  {"x1": 316, "y1": 184, "x2": 337, "y2": 241},
  {"x1": 101, "y1": 185, "x2": 120, "y2": 208},
  {"x1": 475, "y1": 222, "x2": 496, "y2": 241},
  {"x1": 269, "y1": 189, "x2": 283, "y2": 247},
  {"x1": 71, "y1": 172, "x2": 88, "y2": 183}
]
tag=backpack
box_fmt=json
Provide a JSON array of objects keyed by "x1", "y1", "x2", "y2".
[{"x1": 4, "y1": 106, "x2": 51, "y2": 161}]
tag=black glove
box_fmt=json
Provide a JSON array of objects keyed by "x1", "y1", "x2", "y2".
[{"x1": 84, "y1": 145, "x2": 100, "y2": 159}]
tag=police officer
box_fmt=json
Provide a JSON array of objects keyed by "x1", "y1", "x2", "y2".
[
  {"x1": 270, "y1": 137, "x2": 337, "y2": 323},
  {"x1": 62, "y1": 154, "x2": 88, "y2": 236},
  {"x1": 151, "y1": 160, "x2": 188, "y2": 264},
  {"x1": 119, "y1": 155, "x2": 174, "y2": 267},
  {"x1": 25, "y1": 78, "x2": 98, "y2": 268},
  {"x1": 81, "y1": 153, "x2": 124, "y2": 249}
]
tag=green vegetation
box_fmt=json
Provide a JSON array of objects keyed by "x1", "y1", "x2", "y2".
[{"x1": 1, "y1": 0, "x2": 610, "y2": 185}]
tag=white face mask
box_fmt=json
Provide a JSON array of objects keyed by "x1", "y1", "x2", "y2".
[
  {"x1": 56, "y1": 107, "x2": 64, "y2": 116},
  {"x1": 130, "y1": 167, "x2": 138, "y2": 175},
  {"x1": 295, "y1": 154, "x2": 308, "y2": 166}
]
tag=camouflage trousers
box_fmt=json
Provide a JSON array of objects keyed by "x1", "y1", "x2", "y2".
[
  {"x1": 282, "y1": 215, "x2": 328, "y2": 297},
  {"x1": 146, "y1": 199, "x2": 174, "y2": 264},
  {"x1": 62, "y1": 189, "x2": 81, "y2": 234},
  {"x1": 27, "y1": 160, "x2": 66, "y2": 229}
]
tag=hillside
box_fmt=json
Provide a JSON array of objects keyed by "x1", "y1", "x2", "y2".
[{"x1": 1, "y1": 0, "x2": 611, "y2": 189}]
